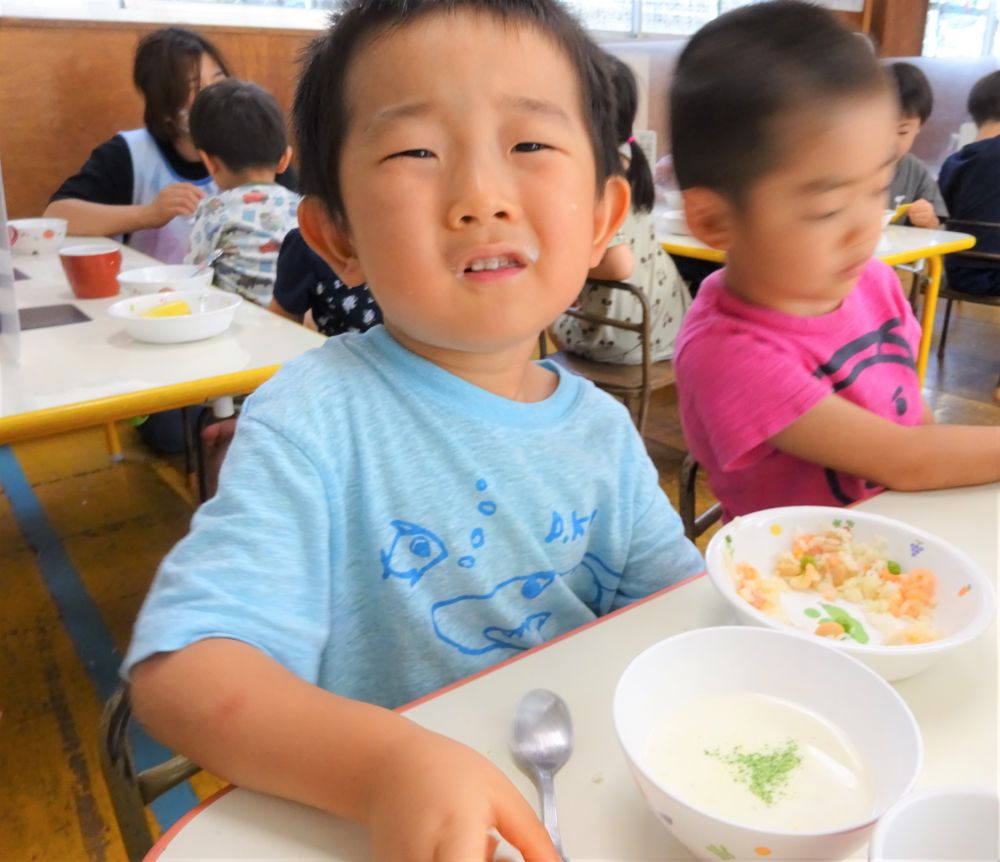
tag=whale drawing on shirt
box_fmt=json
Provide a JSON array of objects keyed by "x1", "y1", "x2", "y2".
[{"x1": 430, "y1": 552, "x2": 622, "y2": 655}]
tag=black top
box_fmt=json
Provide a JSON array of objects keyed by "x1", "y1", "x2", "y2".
[
  {"x1": 50, "y1": 132, "x2": 298, "y2": 206},
  {"x1": 939, "y1": 134, "x2": 1000, "y2": 261},
  {"x1": 272, "y1": 228, "x2": 382, "y2": 337}
]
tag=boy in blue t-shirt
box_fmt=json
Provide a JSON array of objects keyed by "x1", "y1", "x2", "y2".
[{"x1": 123, "y1": 1, "x2": 703, "y2": 859}]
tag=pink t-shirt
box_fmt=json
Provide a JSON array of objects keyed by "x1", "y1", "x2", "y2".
[{"x1": 675, "y1": 260, "x2": 922, "y2": 520}]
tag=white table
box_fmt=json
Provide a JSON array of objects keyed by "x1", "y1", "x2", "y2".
[
  {"x1": 656, "y1": 216, "x2": 977, "y2": 386},
  {"x1": 0, "y1": 241, "x2": 325, "y2": 445},
  {"x1": 147, "y1": 484, "x2": 999, "y2": 862}
]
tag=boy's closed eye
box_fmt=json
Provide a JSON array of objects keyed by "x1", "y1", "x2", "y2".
[
  {"x1": 384, "y1": 148, "x2": 436, "y2": 161},
  {"x1": 512, "y1": 141, "x2": 551, "y2": 153}
]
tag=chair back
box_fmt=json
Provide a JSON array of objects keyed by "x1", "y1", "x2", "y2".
[
  {"x1": 678, "y1": 453, "x2": 722, "y2": 542},
  {"x1": 99, "y1": 685, "x2": 201, "y2": 862},
  {"x1": 544, "y1": 278, "x2": 675, "y2": 435},
  {"x1": 945, "y1": 218, "x2": 1000, "y2": 267}
]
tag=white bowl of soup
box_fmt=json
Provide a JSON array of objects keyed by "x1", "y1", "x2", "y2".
[
  {"x1": 116, "y1": 263, "x2": 213, "y2": 295},
  {"x1": 705, "y1": 507, "x2": 995, "y2": 682},
  {"x1": 108, "y1": 288, "x2": 241, "y2": 344},
  {"x1": 614, "y1": 627, "x2": 921, "y2": 861},
  {"x1": 869, "y1": 786, "x2": 999, "y2": 861}
]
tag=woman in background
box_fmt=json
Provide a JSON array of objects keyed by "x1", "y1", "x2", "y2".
[{"x1": 46, "y1": 28, "x2": 236, "y2": 264}]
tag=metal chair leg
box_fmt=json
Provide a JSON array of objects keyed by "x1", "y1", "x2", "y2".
[
  {"x1": 937, "y1": 297, "x2": 954, "y2": 359},
  {"x1": 679, "y1": 454, "x2": 698, "y2": 542}
]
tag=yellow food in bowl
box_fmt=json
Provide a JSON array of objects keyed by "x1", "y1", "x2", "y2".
[{"x1": 141, "y1": 300, "x2": 192, "y2": 318}]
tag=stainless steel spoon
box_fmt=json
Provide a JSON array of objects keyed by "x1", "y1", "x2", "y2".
[
  {"x1": 509, "y1": 689, "x2": 573, "y2": 861},
  {"x1": 195, "y1": 248, "x2": 223, "y2": 272}
]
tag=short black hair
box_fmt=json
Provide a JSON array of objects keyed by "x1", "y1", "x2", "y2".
[
  {"x1": 605, "y1": 54, "x2": 654, "y2": 213},
  {"x1": 889, "y1": 62, "x2": 933, "y2": 124},
  {"x1": 670, "y1": 0, "x2": 888, "y2": 202},
  {"x1": 133, "y1": 27, "x2": 232, "y2": 144},
  {"x1": 189, "y1": 79, "x2": 288, "y2": 172},
  {"x1": 293, "y1": 0, "x2": 619, "y2": 222},
  {"x1": 968, "y1": 70, "x2": 1000, "y2": 127}
]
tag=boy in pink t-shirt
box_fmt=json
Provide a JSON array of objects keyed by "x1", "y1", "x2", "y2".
[{"x1": 670, "y1": 1, "x2": 1000, "y2": 520}]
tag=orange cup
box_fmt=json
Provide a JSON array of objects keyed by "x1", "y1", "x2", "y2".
[{"x1": 59, "y1": 245, "x2": 122, "y2": 299}]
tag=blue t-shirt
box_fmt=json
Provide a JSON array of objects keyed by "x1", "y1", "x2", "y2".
[{"x1": 123, "y1": 326, "x2": 703, "y2": 708}]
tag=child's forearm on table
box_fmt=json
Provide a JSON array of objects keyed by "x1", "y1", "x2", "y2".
[
  {"x1": 44, "y1": 198, "x2": 154, "y2": 239},
  {"x1": 129, "y1": 637, "x2": 422, "y2": 823},
  {"x1": 770, "y1": 396, "x2": 1000, "y2": 492}
]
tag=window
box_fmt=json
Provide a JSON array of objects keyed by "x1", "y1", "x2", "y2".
[
  {"x1": 13, "y1": 0, "x2": 865, "y2": 34},
  {"x1": 923, "y1": 0, "x2": 1000, "y2": 58}
]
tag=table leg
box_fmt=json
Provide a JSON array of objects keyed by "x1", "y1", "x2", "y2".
[
  {"x1": 915, "y1": 255, "x2": 942, "y2": 386},
  {"x1": 104, "y1": 421, "x2": 124, "y2": 463}
]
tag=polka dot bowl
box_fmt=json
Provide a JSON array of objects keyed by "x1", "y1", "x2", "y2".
[
  {"x1": 613, "y1": 627, "x2": 922, "y2": 861},
  {"x1": 705, "y1": 506, "x2": 995, "y2": 682}
]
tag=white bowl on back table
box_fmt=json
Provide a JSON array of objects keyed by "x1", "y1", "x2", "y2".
[{"x1": 116, "y1": 263, "x2": 213, "y2": 295}]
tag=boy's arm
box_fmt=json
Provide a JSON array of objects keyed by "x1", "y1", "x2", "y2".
[
  {"x1": 268, "y1": 296, "x2": 306, "y2": 323},
  {"x1": 184, "y1": 203, "x2": 219, "y2": 266},
  {"x1": 769, "y1": 394, "x2": 1000, "y2": 491},
  {"x1": 904, "y1": 163, "x2": 948, "y2": 228},
  {"x1": 131, "y1": 639, "x2": 558, "y2": 862}
]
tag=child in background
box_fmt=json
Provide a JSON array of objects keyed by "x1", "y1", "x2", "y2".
[
  {"x1": 554, "y1": 55, "x2": 690, "y2": 363},
  {"x1": 887, "y1": 62, "x2": 948, "y2": 229},
  {"x1": 269, "y1": 228, "x2": 382, "y2": 335},
  {"x1": 671, "y1": 0, "x2": 1000, "y2": 522},
  {"x1": 939, "y1": 70, "x2": 1000, "y2": 298},
  {"x1": 124, "y1": 2, "x2": 703, "y2": 859},
  {"x1": 186, "y1": 79, "x2": 299, "y2": 306}
]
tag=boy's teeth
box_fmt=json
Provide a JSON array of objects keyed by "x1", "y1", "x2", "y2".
[{"x1": 468, "y1": 255, "x2": 517, "y2": 272}]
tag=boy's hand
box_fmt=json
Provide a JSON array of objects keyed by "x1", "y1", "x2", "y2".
[
  {"x1": 144, "y1": 183, "x2": 206, "y2": 228},
  {"x1": 365, "y1": 726, "x2": 559, "y2": 862},
  {"x1": 906, "y1": 198, "x2": 939, "y2": 229}
]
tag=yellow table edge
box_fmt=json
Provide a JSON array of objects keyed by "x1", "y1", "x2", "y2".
[
  {"x1": 660, "y1": 232, "x2": 977, "y2": 385},
  {"x1": 877, "y1": 234, "x2": 975, "y2": 267},
  {"x1": 0, "y1": 365, "x2": 281, "y2": 446},
  {"x1": 660, "y1": 233, "x2": 976, "y2": 267},
  {"x1": 659, "y1": 240, "x2": 725, "y2": 264}
]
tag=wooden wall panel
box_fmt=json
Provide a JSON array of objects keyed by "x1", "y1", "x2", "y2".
[
  {"x1": 0, "y1": 18, "x2": 315, "y2": 219},
  {"x1": 870, "y1": 0, "x2": 929, "y2": 57}
]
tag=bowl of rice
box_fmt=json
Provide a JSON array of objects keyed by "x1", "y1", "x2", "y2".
[{"x1": 705, "y1": 507, "x2": 995, "y2": 681}]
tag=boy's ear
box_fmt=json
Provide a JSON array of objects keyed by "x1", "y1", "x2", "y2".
[
  {"x1": 683, "y1": 187, "x2": 736, "y2": 252},
  {"x1": 590, "y1": 175, "x2": 631, "y2": 268},
  {"x1": 277, "y1": 146, "x2": 293, "y2": 175},
  {"x1": 297, "y1": 196, "x2": 366, "y2": 287},
  {"x1": 198, "y1": 150, "x2": 222, "y2": 179}
]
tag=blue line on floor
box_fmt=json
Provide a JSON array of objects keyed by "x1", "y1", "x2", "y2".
[{"x1": 0, "y1": 444, "x2": 199, "y2": 829}]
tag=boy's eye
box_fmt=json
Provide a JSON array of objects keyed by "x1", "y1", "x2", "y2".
[
  {"x1": 513, "y1": 142, "x2": 550, "y2": 153},
  {"x1": 385, "y1": 148, "x2": 435, "y2": 161}
]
